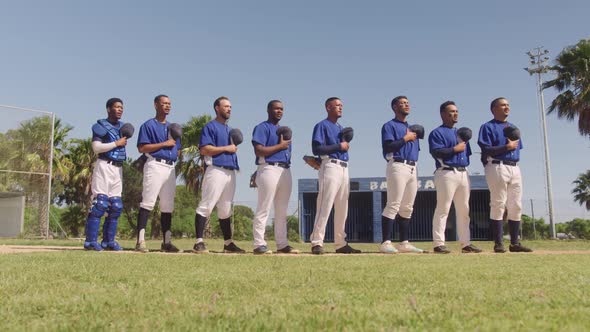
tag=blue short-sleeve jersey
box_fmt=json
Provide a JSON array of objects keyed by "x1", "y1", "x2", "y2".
[
  {"x1": 381, "y1": 119, "x2": 420, "y2": 161},
  {"x1": 428, "y1": 125, "x2": 471, "y2": 168},
  {"x1": 137, "y1": 118, "x2": 181, "y2": 162},
  {"x1": 312, "y1": 119, "x2": 349, "y2": 161},
  {"x1": 251, "y1": 121, "x2": 291, "y2": 165},
  {"x1": 477, "y1": 119, "x2": 523, "y2": 162},
  {"x1": 200, "y1": 120, "x2": 239, "y2": 169}
]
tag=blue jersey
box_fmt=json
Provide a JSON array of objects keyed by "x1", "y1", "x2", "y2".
[
  {"x1": 477, "y1": 119, "x2": 523, "y2": 162},
  {"x1": 92, "y1": 119, "x2": 126, "y2": 162},
  {"x1": 200, "y1": 120, "x2": 239, "y2": 169},
  {"x1": 381, "y1": 118, "x2": 420, "y2": 161},
  {"x1": 428, "y1": 125, "x2": 471, "y2": 168},
  {"x1": 251, "y1": 121, "x2": 291, "y2": 165},
  {"x1": 312, "y1": 119, "x2": 349, "y2": 161},
  {"x1": 137, "y1": 118, "x2": 181, "y2": 162}
]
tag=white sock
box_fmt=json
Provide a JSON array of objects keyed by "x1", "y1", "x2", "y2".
[
  {"x1": 164, "y1": 230, "x2": 171, "y2": 244},
  {"x1": 138, "y1": 229, "x2": 145, "y2": 243},
  {"x1": 196, "y1": 238, "x2": 203, "y2": 244},
  {"x1": 224, "y1": 239, "x2": 233, "y2": 246}
]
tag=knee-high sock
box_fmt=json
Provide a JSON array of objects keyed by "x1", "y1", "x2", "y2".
[
  {"x1": 137, "y1": 208, "x2": 150, "y2": 242},
  {"x1": 397, "y1": 215, "x2": 410, "y2": 242},
  {"x1": 219, "y1": 217, "x2": 232, "y2": 241},
  {"x1": 161, "y1": 212, "x2": 172, "y2": 244},
  {"x1": 508, "y1": 220, "x2": 520, "y2": 245},
  {"x1": 382, "y1": 216, "x2": 394, "y2": 243},
  {"x1": 195, "y1": 213, "x2": 207, "y2": 240},
  {"x1": 491, "y1": 219, "x2": 504, "y2": 244}
]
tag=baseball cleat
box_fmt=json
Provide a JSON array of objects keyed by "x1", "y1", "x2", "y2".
[
  {"x1": 335, "y1": 244, "x2": 361, "y2": 254},
  {"x1": 223, "y1": 242, "x2": 246, "y2": 254},
  {"x1": 379, "y1": 241, "x2": 398, "y2": 254},
  {"x1": 276, "y1": 246, "x2": 300, "y2": 254},
  {"x1": 494, "y1": 242, "x2": 506, "y2": 253},
  {"x1": 462, "y1": 244, "x2": 482, "y2": 253},
  {"x1": 509, "y1": 243, "x2": 533, "y2": 253},
  {"x1": 311, "y1": 245, "x2": 324, "y2": 255},
  {"x1": 134, "y1": 241, "x2": 149, "y2": 253},
  {"x1": 101, "y1": 241, "x2": 123, "y2": 251},
  {"x1": 161, "y1": 242, "x2": 180, "y2": 253},
  {"x1": 433, "y1": 245, "x2": 451, "y2": 254},
  {"x1": 396, "y1": 242, "x2": 425, "y2": 253},
  {"x1": 192, "y1": 242, "x2": 209, "y2": 254},
  {"x1": 253, "y1": 245, "x2": 272, "y2": 255}
]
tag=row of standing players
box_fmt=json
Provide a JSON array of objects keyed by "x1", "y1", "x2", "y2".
[{"x1": 83, "y1": 94, "x2": 532, "y2": 254}]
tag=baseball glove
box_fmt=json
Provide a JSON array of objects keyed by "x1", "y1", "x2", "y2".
[
  {"x1": 457, "y1": 127, "x2": 472, "y2": 142},
  {"x1": 276, "y1": 126, "x2": 292, "y2": 140},
  {"x1": 168, "y1": 123, "x2": 183, "y2": 140},
  {"x1": 132, "y1": 154, "x2": 147, "y2": 173},
  {"x1": 120, "y1": 123, "x2": 135, "y2": 139},
  {"x1": 409, "y1": 124, "x2": 425, "y2": 139},
  {"x1": 303, "y1": 155, "x2": 321, "y2": 170},
  {"x1": 503, "y1": 126, "x2": 521, "y2": 141},
  {"x1": 249, "y1": 171, "x2": 257, "y2": 188},
  {"x1": 229, "y1": 128, "x2": 243, "y2": 145},
  {"x1": 341, "y1": 127, "x2": 354, "y2": 142}
]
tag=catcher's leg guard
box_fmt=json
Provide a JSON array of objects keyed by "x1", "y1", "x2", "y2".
[
  {"x1": 84, "y1": 194, "x2": 108, "y2": 251},
  {"x1": 101, "y1": 196, "x2": 123, "y2": 251}
]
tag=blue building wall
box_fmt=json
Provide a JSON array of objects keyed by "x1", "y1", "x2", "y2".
[{"x1": 298, "y1": 175, "x2": 491, "y2": 243}]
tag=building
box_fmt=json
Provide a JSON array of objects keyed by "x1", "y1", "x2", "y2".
[{"x1": 298, "y1": 175, "x2": 491, "y2": 243}]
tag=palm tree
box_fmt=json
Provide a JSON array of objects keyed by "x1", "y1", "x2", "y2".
[
  {"x1": 177, "y1": 115, "x2": 212, "y2": 198},
  {"x1": 542, "y1": 38, "x2": 590, "y2": 136},
  {"x1": 572, "y1": 170, "x2": 590, "y2": 211}
]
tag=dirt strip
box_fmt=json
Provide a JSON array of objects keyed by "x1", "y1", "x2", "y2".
[{"x1": 1, "y1": 245, "x2": 590, "y2": 256}]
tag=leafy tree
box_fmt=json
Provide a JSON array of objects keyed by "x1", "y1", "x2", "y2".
[
  {"x1": 521, "y1": 215, "x2": 550, "y2": 240},
  {"x1": 543, "y1": 38, "x2": 590, "y2": 136},
  {"x1": 572, "y1": 170, "x2": 590, "y2": 211},
  {"x1": 563, "y1": 218, "x2": 590, "y2": 239}
]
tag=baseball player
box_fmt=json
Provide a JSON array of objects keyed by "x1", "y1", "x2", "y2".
[
  {"x1": 192, "y1": 96, "x2": 245, "y2": 254},
  {"x1": 135, "y1": 94, "x2": 181, "y2": 253},
  {"x1": 428, "y1": 101, "x2": 482, "y2": 254},
  {"x1": 309, "y1": 97, "x2": 361, "y2": 255},
  {"x1": 380, "y1": 96, "x2": 425, "y2": 254},
  {"x1": 83, "y1": 98, "x2": 129, "y2": 251},
  {"x1": 478, "y1": 97, "x2": 532, "y2": 253},
  {"x1": 251, "y1": 100, "x2": 299, "y2": 254}
]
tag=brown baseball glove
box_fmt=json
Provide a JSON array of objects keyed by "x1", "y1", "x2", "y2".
[{"x1": 303, "y1": 155, "x2": 321, "y2": 170}]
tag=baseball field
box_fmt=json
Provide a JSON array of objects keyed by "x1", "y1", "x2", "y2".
[{"x1": 1, "y1": 239, "x2": 589, "y2": 331}]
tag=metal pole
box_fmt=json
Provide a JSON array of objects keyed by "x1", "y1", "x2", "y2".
[
  {"x1": 525, "y1": 47, "x2": 556, "y2": 239},
  {"x1": 530, "y1": 199, "x2": 536, "y2": 239},
  {"x1": 46, "y1": 112, "x2": 56, "y2": 239}
]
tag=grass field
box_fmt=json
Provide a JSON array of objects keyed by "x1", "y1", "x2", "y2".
[{"x1": 1, "y1": 239, "x2": 590, "y2": 331}]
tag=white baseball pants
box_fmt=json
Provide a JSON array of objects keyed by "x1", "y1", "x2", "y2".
[
  {"x1": 432, "y1": 169, "x2": 471, "y2": 247},
  {"x1": 310, "y1": 159, "x2": 349, "y2": 248},
  {"x1": 91, "y1": 159, "x2": 123, "y2": 198},
  {"x1": 382, "y1": 160, "x2": 417, "y2": 220},
  {"x1": 252, "y1": 164, "x2": 292, "y2": 249},
  {"x1": 196, "y1": 165, "x2": 236, "y2": 219},
  {"x1": 485, "y1": 162, "x2": 522, "y2": 221},
  {"x1": 139, "y1": 158, "x2": 176, "y2": 213}
]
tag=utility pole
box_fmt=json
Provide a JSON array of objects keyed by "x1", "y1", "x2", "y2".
[{"x1": 524, "y1": 47, "x2": 556, "y2": 239}]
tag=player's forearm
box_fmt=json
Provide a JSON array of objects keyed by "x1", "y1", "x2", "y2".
[
  {"x1": 382, "y1": 139, "x2": 405, "y2": 153},
  {"x1": 200, "y1": 145, "x2": 230, "y2": 156},
  {"x1": 481, "y1": 145, "x2": 508, "y2": 157},
  {"x1": 312, "y1": 143, "x2": 341, "y2": 156},
  {"x1": 92, "y1": 141, "x2": 117, "y2": 154},
  {"x1": 431, "y1": 148, "x2": 455, "y2": 159},
  {"x1": 254, "y1": 144, "x2": 286, "y2": 157},
  {"x1": 138, "y1": 142, "x2": 167, "y2": 154}
]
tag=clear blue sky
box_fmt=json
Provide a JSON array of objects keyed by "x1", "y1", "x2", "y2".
[{"x1": 1, "y1": 0, "x2": 589, "y2": 223}]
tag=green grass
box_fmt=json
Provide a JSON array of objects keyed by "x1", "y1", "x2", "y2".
[{"x1": 1, "y1": 240, "x2": 590, "y2": 331}]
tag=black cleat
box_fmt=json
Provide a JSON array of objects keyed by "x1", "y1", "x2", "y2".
[
  {"x1": 433, "y1": 245, "x2": 451, "y2": 254},
  {"x1": 223, "y1": 242, "x2": 246, "y2": 254},
  {"x1": 192, "y1": 242, "x2": 209, "y2": 254},
  {"x1": 335, "y1": 244, "x2": 361, "y2": 254},
  {"x1": 494, "y1": 242, "x2": 506, "y2": 253},
  {"x1": 161, "y1": 242, "x2": 180, "y2": 253},
  {"x1": 311, "y1": 245, "x2": 324, "y2": 255},
  {"x1": 509, "y1": 243, "x2": 533, "y2": 253},
  {"x1": 461, "y1": 244, "x2": 482, "y2": 253},
  {"x1": 276, "y1": 245, "x2": 300, "y2": 254}
]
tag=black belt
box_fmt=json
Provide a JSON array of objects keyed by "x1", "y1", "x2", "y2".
[
  {"x1": 492, "y1": 160, "x2": 517, "y2": 166},
  {"x1": 155, "y1": 158, "x2": 175, "y2": 165},
  {"x1": 330, "y1": 159, "x2": 348, "y2": 168},
  {"x1": 392, "y1": 158, "x2": 416, "y2": 166},
  {"x1": 441, "y1": 166, "x2": 466, "y2": 172},
  {"x1": 267, "y1": 162, "x2": 290, "y2": 169},
  {"x1": 214, "y1": 165, "x2": 236, "y2": 170},
  {"x1": 98, "y1": 156, "x2": 123, "y2": 167}
]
